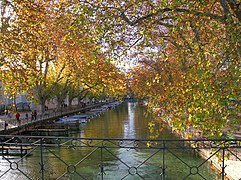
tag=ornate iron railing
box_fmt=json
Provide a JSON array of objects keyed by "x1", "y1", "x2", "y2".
[{"x1": 0, "y1": 135, "x2": 240, "y2": 180}]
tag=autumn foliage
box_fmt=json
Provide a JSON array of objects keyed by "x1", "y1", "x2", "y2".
[
  {"x1": 0, "y1": 0, "x2": 240, "y2": 137},
  {"x1": 127, "y1": 0, "x2": 240, "y2": 138}
]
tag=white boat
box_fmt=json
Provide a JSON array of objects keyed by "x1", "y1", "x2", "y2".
[
  {"x1": 102, "y1": 101, "x2": 122, "y2": 109},
  {"x1": 89, "y1": 108, "x2": 106, "y2": 114},
  {"x1": 56, "y1": 116, "x2": 87, "y2": 124},
  {"x1": 71, "y1": 114, "x2": 91, "y2": 120}
]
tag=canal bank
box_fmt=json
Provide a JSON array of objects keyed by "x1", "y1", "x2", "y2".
[
  {"x1": 165, "y1": 119, "x2": 241, "y2": 180},
  {"x1": 0, "y1": 102, "x2": 108, "y2": 135},
  {"x1": 150, "y1": 101, "x2": 241, "y2": 180}
]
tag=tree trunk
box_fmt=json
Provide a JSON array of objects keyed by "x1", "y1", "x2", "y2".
[
  {"x1": 68, "y1": 98, "x2": 73, "y2": 109},
  {"x1": 39, "y1": 99, "x2": 46, "y2": 114}
]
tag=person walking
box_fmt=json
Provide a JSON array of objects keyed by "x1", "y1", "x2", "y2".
[
  {"x1": 31, "y1": 110, "x2": 37, "y2": 120},
  {"x1": 4, "y1": 121, "x2": 8, "y2": 130},
  {"x1": 16, "y1": 112, "x2": 20, "y2": 125},
  {"x1": 34, "y1": 110, "x2": 37, "y2": 120},
  {"x1": 31, "y1": 111, "x2": 34, "y2": 121},
  {"x1": 25, "y1": 112, "x2": 29, "y2": 123},
  {"x1": 25, "y1": 112, "x2": 29, "y2": 119}
]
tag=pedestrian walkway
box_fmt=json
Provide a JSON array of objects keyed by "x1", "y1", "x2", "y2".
[
  {"x1": 0, "y1": 103, "x2": 105, "y2": 132},
  {"x1": 0, "y1": 108, "x2": 57, "y2": 130}
]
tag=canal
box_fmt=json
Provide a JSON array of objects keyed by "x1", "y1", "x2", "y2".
[{"x1": 0, "y1": 102, "x2": 219, "y2": 179}]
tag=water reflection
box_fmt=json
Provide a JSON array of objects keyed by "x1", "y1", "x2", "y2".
[
  {"x1": 73, "y1": 102, "x2": 218, "y2": 179},
  {"x1": 0, "y1": 102, "x2": 219, "y2": 179},
  {"x1": 123, "y1": 102, "x2": 137, "y2": 139}
]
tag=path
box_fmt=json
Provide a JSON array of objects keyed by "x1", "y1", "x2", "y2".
[{"x1": 0, "y1": 103, "x2": 105, "y2": 132}]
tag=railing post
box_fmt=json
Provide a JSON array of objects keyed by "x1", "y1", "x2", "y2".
[
  {"x1": 221, "y1": 147, "x2": 226, "y2": 180},
  {"x1": 162, "y1": 141, "x2": 166, "y2": 180},
  {"x1": 20, "y1": 144, "x2": 23, "y2": 157},
  {"x1": 40, "y1": 138, "x2": 45, "y2": 180},
  {"x1": 100, "y1": 147, "x2": 104, "y2": 180}
]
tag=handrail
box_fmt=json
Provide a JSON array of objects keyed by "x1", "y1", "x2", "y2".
[{"x1": 0, "y1": 136, "x2": 240, "y2": 179}]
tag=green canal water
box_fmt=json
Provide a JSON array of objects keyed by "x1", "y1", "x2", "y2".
[{"x1": 0, "y1": 102, "x2": 220, "y2": 179}]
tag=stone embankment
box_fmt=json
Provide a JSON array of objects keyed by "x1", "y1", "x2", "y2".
[
  {"x1": 198, "y1": 148, "x2": 241, "y2": 180},
  {"x1": 0, "y1": 102, "x2": 107, "y2": 134},
  {"x1": 154, "y1": 109, "x2": 241, "y2": 180},
  {"x1": 170, "y1": 127, "x2": 241, "y2": 180}
]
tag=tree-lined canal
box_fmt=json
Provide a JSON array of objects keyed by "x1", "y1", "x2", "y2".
[{"x1": 0, "y1": 102, "x2": 219, "y2": 179}]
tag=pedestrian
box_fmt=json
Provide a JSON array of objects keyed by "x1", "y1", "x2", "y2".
[
  {"x1": 34, "y1": 110, "x2": 37, "y2": 120},
  {"x1": 16, "y1": 112, "x2": 20, "y2": 125},
  {"x1": 25, "y1": 112, "x2": 29, "y2": 123},
  {"x1": 4, "y1": 121, "x2": 8, "y2": 130},
  {"x1": 25, "y1": 112, "x2": 28, "y2": 119},
  {"x1": 31, "y1": 111, "x2": 34, "y2": 121}
]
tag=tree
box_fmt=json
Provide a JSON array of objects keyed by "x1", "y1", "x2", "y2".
[
  {"x1": 1, "y1": 0, "x2": 239, "y2": 138},
  {"x1": 122, "y1": 1, "x2": 241, "y2": 138},
  {"x1": 72, "y1": 0, "x2": 239, "y2": 138},
  {"x1": 0, "y1": 0, "x2": 128, "y2": 113}
]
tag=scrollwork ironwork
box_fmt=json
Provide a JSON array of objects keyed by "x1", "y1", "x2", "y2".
[{"x1": 0, "y1": 135, "x2": 240, "y2": 179}]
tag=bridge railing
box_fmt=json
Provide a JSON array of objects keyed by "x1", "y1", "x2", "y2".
[{"x1": 0, "y1": 135, "x2": 240, "y2": 180}]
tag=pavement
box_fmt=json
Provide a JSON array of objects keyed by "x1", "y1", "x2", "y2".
[
  {"x1": 0, "y1": 103, "x2": 105, "y2": 131},
  {"x1": 0, "y1": 105, "x2": 83, "y2": 131},
  {"x1": 0, "y1": 110, "x2": 50, "y2": 130}
]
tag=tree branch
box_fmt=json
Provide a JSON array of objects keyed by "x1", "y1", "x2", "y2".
[
  {"x1": 226, "y1": 0, "x2": 241, "y2": 21},
  {"x1": 121, "y1": 7, "x2": 225, "y2": 26}
]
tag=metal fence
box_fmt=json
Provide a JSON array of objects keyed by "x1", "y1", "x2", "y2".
[{"x1": 0, "y1": 135, "x2": 240, "y2": 180}]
